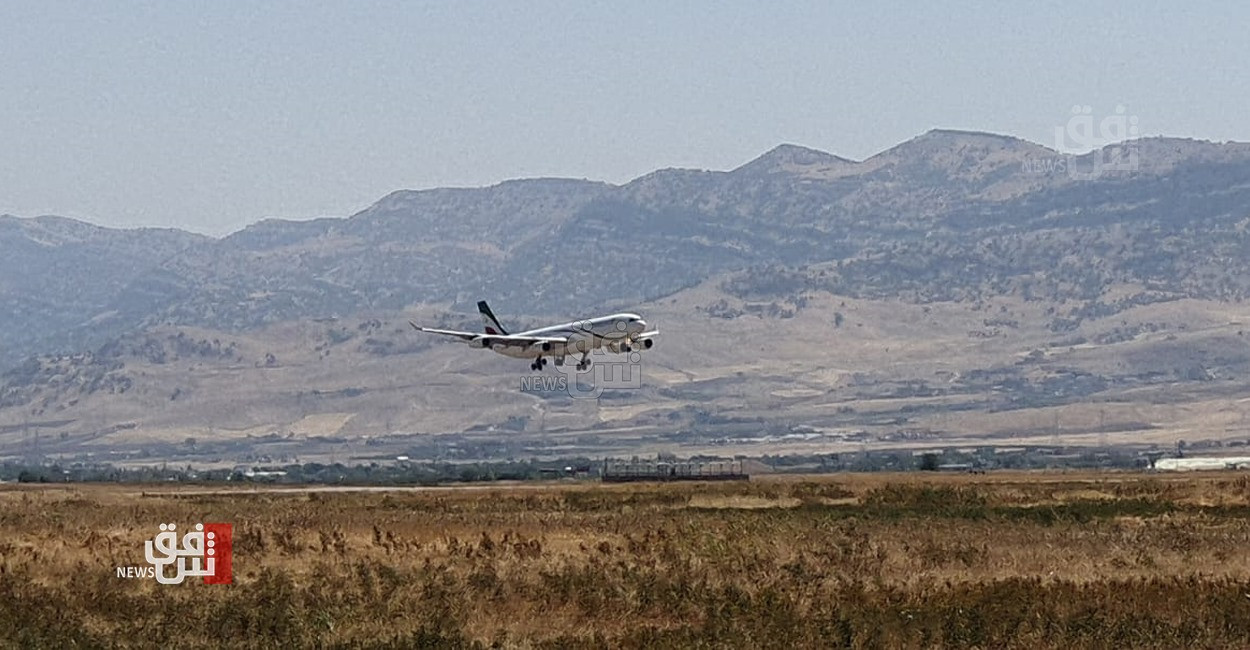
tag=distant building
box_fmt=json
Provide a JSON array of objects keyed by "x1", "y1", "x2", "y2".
[
  {"x1": 1153, "y1": 457, "x2": 1250, "y2": 471},
  {"x1": 602, "y1": 458, "x2": 748, "y2": 482}
]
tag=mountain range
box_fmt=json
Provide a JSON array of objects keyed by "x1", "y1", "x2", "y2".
[{"x1": 3, "y1": 130, "x2": 1250, "y2": 464}]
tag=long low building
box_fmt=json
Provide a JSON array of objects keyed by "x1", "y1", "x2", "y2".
[
  {"x1": 1154, "y1": 457, "x2": 1250, "y2": 471},
  {"x1": 602, "y1": 459, "x2": 748, "y2": 482}
]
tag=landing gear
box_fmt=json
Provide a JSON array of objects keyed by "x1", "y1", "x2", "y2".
[
  {"x1": 530, "y1": 357, "x2": 549, "y2": 372},
  {"x1": 576, "y1": 353, "x2": 591, "y2": 371}
]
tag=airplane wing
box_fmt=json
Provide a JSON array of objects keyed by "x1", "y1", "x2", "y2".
[
  {"x1": 607, "y1": 328, "x2": 659, "y2": 353},
  {"x1": 481, "y1": 335, "x2": 569, "y2": 349},
  {"x1": 409, "y1": 322, "x2": 479, "y2": 342},
  {"x1": 410, "y1": 322, "x2": 567, "y2": 348}
]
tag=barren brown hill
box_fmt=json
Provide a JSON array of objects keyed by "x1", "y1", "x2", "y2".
[{"x1": 3, "y1": 130, "x2": 1250, "y2": 463}]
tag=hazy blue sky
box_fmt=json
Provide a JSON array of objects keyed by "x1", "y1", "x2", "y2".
[{"x1": 2, "y1": 1, "x2": 1247, "y2": 235}]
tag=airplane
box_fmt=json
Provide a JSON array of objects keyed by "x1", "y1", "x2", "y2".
[{"x1": 409, "y1": 301, "x2": 658, "y2": 371}]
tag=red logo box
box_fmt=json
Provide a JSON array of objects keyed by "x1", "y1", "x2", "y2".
[{"x1": 203, "y1": 523, "x2": 233, "y2": 585}]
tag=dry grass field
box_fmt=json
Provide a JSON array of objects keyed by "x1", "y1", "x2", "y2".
[{"x1": 4, "y1": 472, "x2": 1250, "y2": 648}]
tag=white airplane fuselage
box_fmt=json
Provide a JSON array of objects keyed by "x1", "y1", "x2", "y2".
[{"x1": 483, "y1": 313, "x2": 647, "y2": 359}]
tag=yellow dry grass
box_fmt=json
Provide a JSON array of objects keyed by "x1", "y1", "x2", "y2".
[{"x1": 3, "y1": 471, "x2": 1250, "y2": 648}]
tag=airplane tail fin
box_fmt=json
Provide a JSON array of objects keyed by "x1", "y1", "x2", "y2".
[{"x1": 477, "y1": 300, "x2": 509, "y2": 335}]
